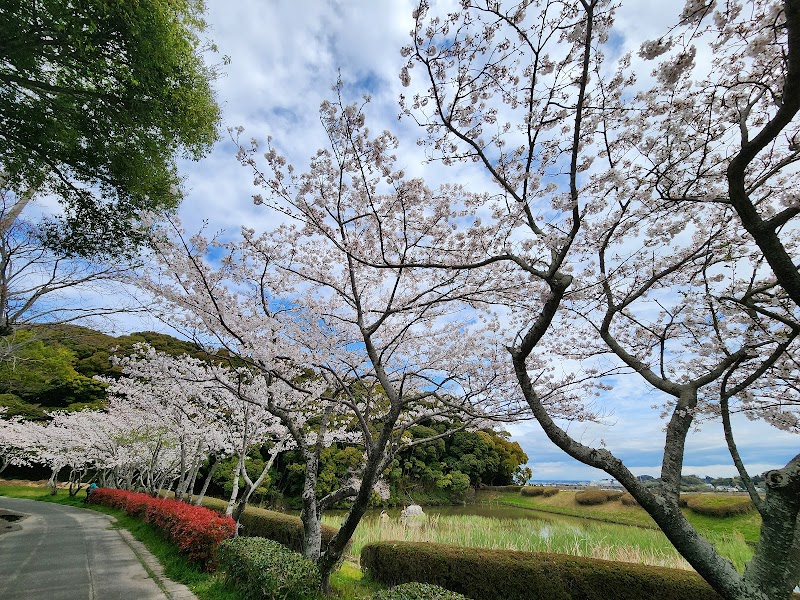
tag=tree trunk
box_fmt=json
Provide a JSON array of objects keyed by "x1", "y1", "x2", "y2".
[
  {"x1": 742, "y1": 461, "x2": 800, "y2": 600},
  {"x1": 47, "y1": 466, "x2": 60, "y2": 495},
  {"x1": 232, "y1": 447, "x2": 281, "y2": 535},
  {"x1": 317, "y1": 463, "x2": 381, "y2": 587},
  {"x1": 179, "y1": 441, "x2": 204, "y2": 503},
  {"x1": 0, "y1": 180, "x2": 43, "y2": 238},
  {"x1": 175, "y1": 438, "x2": 189, "y2": 501},
  {"x1": 67, "y1": 468, "x2": 84, "y2": 497},
  {"x1": 226, "y1": 455, "x2": 244, "y2": 516},
  {"x1": 194, "y1": 456, "x2": 220, "y2": 506},
  {"x1": 300, "y1": 453, "x2": 322, "y2": 561}
]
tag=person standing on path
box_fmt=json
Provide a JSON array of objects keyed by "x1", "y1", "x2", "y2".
[{"x1": 83, "y1": 482, "x2": 98, "y2": 505}]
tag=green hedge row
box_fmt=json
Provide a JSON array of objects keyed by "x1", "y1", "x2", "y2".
[
  {"x1": 520, "y1": 486, "x2": 559, "y2": 497},
  {"x1": 218, "y1": 537, "x2": 320, "y2": 600},
  {"x1": 574, "y1": 489, "x2": 624, "y2": 505},
  {"x1": 479, "y1": 484, "x2": 523, "y2": 492},
  {"x1": 201, "y1": 497, "x2": 340, "y2": 552},
  {"x1": 361, "y1": 542, "x2": 723, "y2": 600}
]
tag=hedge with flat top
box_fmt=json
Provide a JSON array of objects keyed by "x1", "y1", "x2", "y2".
[
  {"x1": 201, "y1": 496, "x2": 342, "y2": 552},
  {"x1": 371, "y1": 582, "x2": 469, "y2": 599},
  {"x1": 360, "y1": 542, "x2": 723, "y2": 600},
  {"x1": 520, "y1": 486, "x2": 559, "y2": 497}
]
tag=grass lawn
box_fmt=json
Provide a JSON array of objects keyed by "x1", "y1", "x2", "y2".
[
  {"x1": 478, "y1": 489, "x2": 761, "y2": 542},
  {"x1": 478, "y1": 488, "x2": 759, "y2": 570}
]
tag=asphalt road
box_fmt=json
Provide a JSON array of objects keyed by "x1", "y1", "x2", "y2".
[{"x1": 0, "y1": 496, "x2": 198, "y2": 600}]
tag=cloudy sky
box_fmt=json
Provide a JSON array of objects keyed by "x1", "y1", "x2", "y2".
[{"x1": 37, "y1": 0, "x2": 799, "y2": 481}]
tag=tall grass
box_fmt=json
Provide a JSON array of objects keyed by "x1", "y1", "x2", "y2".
[{"x1": 323, "y1": 512, "x2": 754, "y2": 572}]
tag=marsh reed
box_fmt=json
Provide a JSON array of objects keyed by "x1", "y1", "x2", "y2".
[{"x1": 322, "y1": 512, "x2": 752, "y2": 571}]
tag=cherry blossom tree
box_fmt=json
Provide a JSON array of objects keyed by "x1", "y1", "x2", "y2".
[
  {"x1": 138, "y1": 102, "x2": 530, "y2": 586},
  {"x1": 41, "y1": 409, "x2": 122, "y2": 496},
  {"x1": 95, "y1": 396, "x2": 191, "y2": 493},
  {"x1": 201, "y1": 370, "x2": 292, "y2": 524},
  {"x1": 15, "y1": 411, "x2": 94, "y2": 495},
  {"x1": 97, "y1": 345, "x2": 289, "y2": 520},
  {"x1": 0, "y1": 408, "x2": 38, "y2": 475},
  {"x1": 397, "y1": 1, "x2": 800, "y2": 599},
  {"x1": 99, "y1": 346, "x2": 236, "y2": 499}
]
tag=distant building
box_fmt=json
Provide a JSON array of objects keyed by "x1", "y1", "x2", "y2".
[
  {"x1": 713, "y1": 485, "x2": 740, "y2": 493},
  {"x1": 589, "y1": 478, "x2": 622, "y2": 489}
]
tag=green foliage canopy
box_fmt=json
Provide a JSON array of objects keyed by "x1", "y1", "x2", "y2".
[
  {"x1": 0, "y1": 0, "x2": 220, "y2": 256},
  {"x1": 0, "y1": 324, "x2": 209, "y2": 419},
  {"x1": 0, "y1": 329, "x2": 106, "y2": 417}
]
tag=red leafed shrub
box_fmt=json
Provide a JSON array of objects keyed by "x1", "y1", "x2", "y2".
[{"x1": 89, "y1": 488, "x2": 235, "y2": 570}]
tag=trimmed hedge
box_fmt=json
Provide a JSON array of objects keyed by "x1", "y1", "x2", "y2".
[
  {"x1": 90, "y1": 488, "x2": 235, "y2": 570},
  {"x1": 372, "y1": 583, "x2": 469, "y2": 600},
  {"x1": 479, "y1": 484, "x2": 523, "y2": 492},
  {"x1": 361, "y1": 542, "x2": 723, "y2": 600},
  {"x1": 685, "y1": 495, "x2": 755, "y2": 517},
  {"x1": 520, "y1": 486, "x2": 559, "y2": 497},
  {"x1": 574, "y1": 489, "x2": 623, "y2": 505},
  {"x1": 620, "y1": 492, "x2": 638, "y2": 506},
  {"x1": 218, "y1": 536, "x2": 320, "y2": 600},
  {"x1": 201, "y1": 497, "x2": 341, "y2": 553}
]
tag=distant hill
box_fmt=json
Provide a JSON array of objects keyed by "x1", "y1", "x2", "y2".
[{"x1": 0, "y1": 324, "x2": 208, "y2": 420}]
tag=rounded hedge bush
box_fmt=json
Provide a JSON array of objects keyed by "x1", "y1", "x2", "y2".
[
  {"x1": 685, "y1": 495, "x2": 754, "y2": 517},
  {"x1": 620, "y1": 492, "x2": 638, "y2": 506},
  {"x1": 575, "y1": 489, "x2": 618, "y2": 505},
  {"x1": 521, "y1": 486, "x2": 559, "y2": 497},
  {"x1": 218, "y1": 537, "x2": 320, "y2": 600},
  {"x1": 372, "y1": 582, "x2": 469, "y2": 600}
]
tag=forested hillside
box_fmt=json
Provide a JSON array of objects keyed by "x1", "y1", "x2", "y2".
[{"x1": 0, "y1": 325, "x2": 205, "y2": 419}]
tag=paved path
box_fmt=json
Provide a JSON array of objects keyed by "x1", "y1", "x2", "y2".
[{"x1": 0, "y1": 497, "x2": 198, "y2": 600}]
